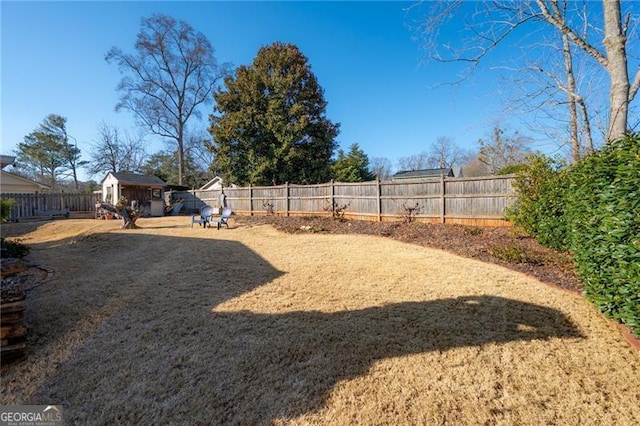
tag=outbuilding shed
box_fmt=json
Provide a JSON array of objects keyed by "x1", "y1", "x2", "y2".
[{"x1": 101, "y1": 172, "x2": 167, "y2": 217}]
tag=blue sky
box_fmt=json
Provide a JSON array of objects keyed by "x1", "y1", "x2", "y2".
[{"x1": 1, "y1": 1, "x2": 588, "y2": 181}]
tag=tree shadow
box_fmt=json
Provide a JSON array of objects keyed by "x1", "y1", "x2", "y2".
[
  {"x1": 203, "y1": 296, "x2": 583, "y2": 423},
  {"x1": 14, "y1": 232, "x2": 584, "y2": 424}
]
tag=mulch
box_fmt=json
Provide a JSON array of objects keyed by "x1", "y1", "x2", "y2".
[{"x1": 237, "y1": 215, "x2": 583, "y2": 294}]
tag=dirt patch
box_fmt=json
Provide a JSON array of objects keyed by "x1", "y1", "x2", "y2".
[{"x1": 1, "y1": 217, "x2": 638, "y2": 425}]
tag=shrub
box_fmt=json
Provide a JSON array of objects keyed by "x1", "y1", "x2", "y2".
[
  {"x1": 1, "y1": 198, "x2": 14, "y2": 223},
  {"x1": 1, "y1": 238, "x2": 30, "y2": 259},
  {"x1": 497, "y1": 163, "x2": 528, "y2": 175},
  {"x1": 564, "y1": 133, "x2": 640, "y2": 335},
  {"x1": 490, "y1": 242, "x2": 540, "y2": 265},
  {"x1": 506, "y1": 154, "x2": 570, "y2": 251},
  {"x1": 463, "y1": 226, "x2": 483, "y2": 236},
  {"x1": 507, "y1": 134, "x2": 639, "y2": 336}
]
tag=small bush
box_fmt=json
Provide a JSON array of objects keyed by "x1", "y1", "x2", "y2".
[
  {"x1": 490, "y1": 242, "x2": 540, "y2": 265},
  {"x1": 506, "y1": 154, "x2": 570, "y2": 251},
  {"x1": 1, "y1": 198, "x2": 14, "y2": 223},
  {"x1": 1, "y1": 238, "x2": 30, "y2": 259},
  {"x1": 463, "y1": 226, "x2": 483, "y2": 236}
]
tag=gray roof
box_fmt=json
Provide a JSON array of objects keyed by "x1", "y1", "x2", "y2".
[
  {"x1": 107, "y1": 172, "x2": 166, "y2": 186},
  {"x1": 392, "y1": 168, "x2": 454, "y2": 179},
  {"x1": 1, "y1": 155, "x2": 16, "y2": 169}
]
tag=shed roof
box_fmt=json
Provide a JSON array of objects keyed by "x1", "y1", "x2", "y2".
[{"x1": 103, "y1": 172, "x2": 166, "y2": 186}]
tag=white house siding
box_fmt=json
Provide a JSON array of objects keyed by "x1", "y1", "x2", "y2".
[
  {"x1": 101, "y1": 173, "x2": 121, "y2": 203},
  {"x1": 0, "y1": 171, "x2": 48, "y2": 194}
]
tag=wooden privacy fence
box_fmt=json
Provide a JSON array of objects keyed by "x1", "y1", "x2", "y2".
[
  {"x1": 1, "y1": 193, "x2": 99, "y2": 221},
  {"x1": 169, "y1": 175, "x2": 517, "y2": 227}
]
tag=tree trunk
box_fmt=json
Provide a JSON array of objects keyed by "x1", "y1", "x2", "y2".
[
  {"x1": 119, "y1": 206, "x2": 139, "y2": 229},
  {"x1": 178, "y1": 121, "x2": 185, "y2": 186},
  {"x1": 563, "y1": 33, "x2": 580, "y2": 163},
  {"x1": 602, "y1": 0, "x2": 630, "y2": 142},
  {"x1": 578, "y1": 98, "x2": 594, "y2": 154}
]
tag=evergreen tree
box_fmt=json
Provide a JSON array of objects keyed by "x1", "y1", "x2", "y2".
[
  {"x1": 209, "y1": 42, "x2": 339, "y2": 185},
  {"x1": 16, "y1": 114, "x2": 84, "y2": 189},
  {"x1": 142, "y1": 150, "x2": 208, "y2": 188},
  {"x1": 332, "y1": 143, "x2": 376, "y2": 182}
]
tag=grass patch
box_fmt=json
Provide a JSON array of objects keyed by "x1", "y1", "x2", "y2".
[{"x1": 1, "y1": 218, "x2": 638, "y2": 425}]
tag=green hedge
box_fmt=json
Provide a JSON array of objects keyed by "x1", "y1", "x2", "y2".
[
  {"x1": 508, "y1": 133, "x2": 640, "y2": 336},
  {"x1": 565, "y1": 134, "x2": 640, "y2": 334}
]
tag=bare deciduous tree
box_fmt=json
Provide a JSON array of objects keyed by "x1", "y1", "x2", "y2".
[
  {"x1": 89, "y1": 122, "x2": 147, "y2": 176},
  {"x1": 370, "y1": 157, "x2": 394, "y2": 180},
  {"x1": 106, "y1": 14, "x2": 228, "y2": 185},
  {"x1": 397, "y1": 153, "x2": 429, "y2": 171},
  {"x1": 415, "y1": 0, "x2": 640, "y2": 144},
  {"x1": 478, "y1": 127, "x2": 531, "y2": 174},
  {"x1": 426, "y1": 136, "x2": 471, "y2": 169}
]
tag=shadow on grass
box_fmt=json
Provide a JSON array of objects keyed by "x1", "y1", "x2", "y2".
[
  {"x1": 9, "y1": 231, "x2": 583, "y2": 424},
  {"x1": 205, "y1": 296, "x2": 583, "y2": 423}
]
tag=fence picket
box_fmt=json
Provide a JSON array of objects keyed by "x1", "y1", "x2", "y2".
[{"x1": 169, "y1": 175, "x2": 517, "y2": 226}]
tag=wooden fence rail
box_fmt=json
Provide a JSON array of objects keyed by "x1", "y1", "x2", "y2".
[
  {"x1": 169, "y1": 175, "x2": 517, "y2": 227},
  {"x1": 1, "y1": 193, "x2": 99, "y2": 221},
  {"x1": 1, "y1": 176, "x2": 517, "y2": 226}
]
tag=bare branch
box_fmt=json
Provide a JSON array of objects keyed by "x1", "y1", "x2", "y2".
[{"x1": 106, "y1": 14, "x2": 226, "y2": 184}]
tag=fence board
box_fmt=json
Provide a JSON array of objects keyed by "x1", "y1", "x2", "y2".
[
  {"x1": 168, "y1": 175, "x2": 516, "y2": 226},
  {"x1": 1, "y1": 193, "x2": 99, "y2": 221}
]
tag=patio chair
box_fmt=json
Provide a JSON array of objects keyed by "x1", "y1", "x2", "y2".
[
  {"x1": 211, "y1": 207, "x2": 233, "y2": 230},
  {"x1": 191, "y1": 205, "x2": 214, "y2": 228}
]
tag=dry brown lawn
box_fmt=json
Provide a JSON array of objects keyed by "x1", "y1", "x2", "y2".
[{"x1": 1, "y1": 217, "x2": 639, "y2": 425}]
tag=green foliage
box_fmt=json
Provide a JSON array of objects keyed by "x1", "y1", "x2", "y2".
[
  {"x1": 1, "y1": 238, "x2": 30, "y2": 259},
  {"x1": 564, "y1": 133, "x2": 640, "y2": 334},
  {"x1": 332, "y1": 143, "x2": 376, "y2": 182},
  {"x1": 142, "y1": 150, "x2": 209, "y2": 188},
  {"x1": 506, "y1": 154, "x2": 570, "y2": 250},
  {"x1": 1, "y1": 199, "x2": 14, "y2": 223},
  {"x1": 490, "y1": 242, "x2": 539, "y2": 265},
  {"x1": 496, "y1": 163, "x2": 528, "y2": 175},
  {"x1": 508, "y1": 134, "x2": 640, "y2": 336},
  {"x1": 17, "y1": 114, "x2": 77, "y2": 189},
  {"x1": 210, "y1": 42, "x2": 339, "y2": 186}
]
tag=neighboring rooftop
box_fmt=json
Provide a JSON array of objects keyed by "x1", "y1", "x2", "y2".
[
  {"x1": 392, "y1": 168, "x2": 455, "y2": 180},
  {"x1": 1, "y1": 155, "x2": 16, "y2": 169}
]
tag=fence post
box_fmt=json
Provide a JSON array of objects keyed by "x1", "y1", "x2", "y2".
[
  {"x1": 377, "y1": 178, "x2": 382, "y2": 222},
  {"x1": 330, "y1": 180, "x2": 335, "y2": 218},
  {"x1": 249, "y1": 184, "x2": 253, "y2": 216},
  {"x1": 285, "y1": 182, "x2": 289, "y2": 217},
  {"x1": 440, "y1": 174, "x2": 445, "y2": 224}
]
